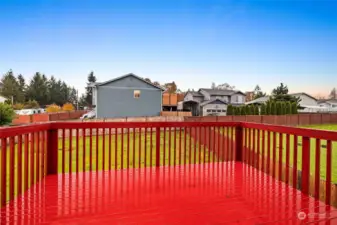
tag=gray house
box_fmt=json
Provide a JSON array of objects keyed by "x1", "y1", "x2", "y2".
[
  {"x1": 179, "y1": 88, "x2": 246, "y2": 116},
  {"x1": 90, "y1": 73, "x2": 164, "y2": 118}
]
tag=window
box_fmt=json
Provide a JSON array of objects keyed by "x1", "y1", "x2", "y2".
[
  {"x1": 217, "y1": 110, "x2": 221, "y2": 112},
  {"x1": 212, "y1": 109, "x2": 216, "y2": 112},
  {"x1": 206, "y1": 109, "x2": 211, "y2": 112},
  {"x1": 221, "y1": 110, "x2": 226, "y2": 112},
  {"x1": 134, "y1": 90, "x2": 140, "y2": 98},
  {"x1": 235, "y1": 96, "x2": 239, "y2": 102}
]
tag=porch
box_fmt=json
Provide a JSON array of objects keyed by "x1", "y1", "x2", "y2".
[{"x1": 1, "y1": 122, "x2": 337, "y2": 224}]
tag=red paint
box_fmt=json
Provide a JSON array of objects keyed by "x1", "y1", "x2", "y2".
[
  {"x1": 62, "y1": 129, "x2": 66, "y2": 173},
  {"x1": 69, "y1": 129, "x2": 73, "y2": 173},
  {"x1": 30, "y1": 133, "x2": 35, "y2": 186},
  {"x1": 9, "y1": 137, "x2": 15, "y2": 201},
  {"x1": 261, "y1": 130, "x2": 265, "y2": 172},
  {"x1": 272, "y1": 132, "x2": 276, "y2": 178},
  {"x1": 1, "y1": 138, "x2": 7, "y2": 207},
  {"x1": 76, "y1": 129, "x2": 79, "y2": 173},
  {"x1": 96, "y1": 128, "x2": 99, "y2": 171},
  {"x1": 326, "y1": 140, "x2": 332, "y2": 205},
  {"x1": 1, "y1": 162, "x2": 336, "y2": 224},
  {"x1": 314, "y1": 138, "x2": 320, "y2": 199},
  {"x1": 115, "y1": 128, "x2": 118, "y2": 170},
  {"x1": 24, "y1": 134, "x2": 29, "y2": 191},
  {"x1": 17, "y1": 135, "x2": 23, "y2": 196},
  {"x1": 89, "y1": 128, "x2": 93, "y2": 171},
  {"x1": 1, "y1": 120, "x2": 337, "y2": 221},
  {"x1": 109, "y1": 128, "x2": 112, "y2": 169},
  {"x1": 156, "y1": 127, "x2": 160, "y2": 167},
  {"x1": 301, "y1": 136, "x2": 310, "y2": 195},
  {"x1": 285, "y1": 134, "x2": 290, "y2": 184},
  {"x1": 278, "y1": 133, "x2": 283, "y2": 180},
  {"x1": 293, "y1": 136, "x2": 298, "y2": 188}
]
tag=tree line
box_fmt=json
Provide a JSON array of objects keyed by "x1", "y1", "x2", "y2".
[{"x1": 0, "y1": 70, "x2": 99, "y2": 109}]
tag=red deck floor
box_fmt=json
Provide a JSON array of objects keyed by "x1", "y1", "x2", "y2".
[{"x1": 1, "y1": 162, "x2": 337, "y2": 225}]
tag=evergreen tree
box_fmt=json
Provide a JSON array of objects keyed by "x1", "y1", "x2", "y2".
[
  {"x1": 276, "y1": 102, "x2": 282, "y2": 115},
  {"x1": 85, "y1": 71, "x2": 97, "y2": 107},
  {"x1": 280, "y1": 102, "x2": 286, "y2": 115},
  {"x1": 270, "y1": 101, "x2": 276, "y2": 115},
  {"x1": 254, "y1": 105, "x2": 259, "y2": 115},
  {"x1": 291, "y1": 102, "x2": 298, "y2": 114},
  {"x1": 245, "y1": 105, "x2": 250, "y2": 115},
  {"x1": 286, "y1": 102, "x2": 292, "y2": 114},
  {"x1": 260, "y1": 104, "x2": 267, "y2": 115},
  {"x1": 240, "y1": 106, "x2": 246, "y2": 115},
  {"x1": 0, "y1": 70, "x2": 21, "y2": 104},
  {"x1": 227, "y1": 105, "x2": 233, "y2": 115},
  {"x1": 266, "y1": 102, "x2": 271, "y2": 115}
]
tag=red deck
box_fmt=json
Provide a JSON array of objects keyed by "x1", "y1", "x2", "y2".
[{"x1": 2, "y1": 162, "x2": 336, "y2": 225}]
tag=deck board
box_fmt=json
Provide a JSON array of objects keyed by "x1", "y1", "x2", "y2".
[{"x1": 1, "y1": 162, "x2": 337, "y2": 224}]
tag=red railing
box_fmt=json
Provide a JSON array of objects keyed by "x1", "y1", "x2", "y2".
[
  {"x1": 50, "y1": 122, "x2": 238, "y2": 173},
  {"x1": 0, "y1": 124, "x2": 49, "y2": 207},
  {"x1": 241, "y1": 122, "x2": 337, "y2": 206},
  {"x1": 0, "y1": 121, "x2": 336, "y2": 208}
]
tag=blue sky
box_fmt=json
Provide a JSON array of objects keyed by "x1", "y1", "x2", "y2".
[{"x1": 1, "y1": 0, "x2": 336, "y2": 97}]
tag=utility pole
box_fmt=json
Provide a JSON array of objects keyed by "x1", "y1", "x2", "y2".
[{"x1": 76, "y1": 89, "x2": 79, "y2": 110}]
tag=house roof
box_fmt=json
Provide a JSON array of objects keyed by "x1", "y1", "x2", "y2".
[
  {"x1": 200, "y1": 99, "x2": 228, "y2": 106},
  {"x1": 199, "y1": 88, "x2": 246, "y2": 96},
  {"x1": 90, "y1": 73, "x2": 164, "y2": 90},
  {"x1": 245, "y1": 96, "x2": 270, "y2": 105},
  {"x1": 319, "y1": 99, "x2": 337, "y2": 104},
  {"x1": 289, "y1": 92, "x2": 317, "y2": 101}
]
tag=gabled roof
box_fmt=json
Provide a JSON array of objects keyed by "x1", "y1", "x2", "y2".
[
  {"x1": 199, "y1": 88, "x2": 246, "y2": 96},
  {"x1": 245, "y1": 96, "x2": 270, "y2": 105},
  {"x1": 289, "y1": 92, "x2": 317, "y2": 101},
  {"x1": 90, "y1": 73, "x2": 164, "y2": 90},
  {"x1": 200, "y1": 99, "x2": 228, "y2": 106}
]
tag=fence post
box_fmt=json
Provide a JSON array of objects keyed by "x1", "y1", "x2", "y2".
[
  {"x1": 235, "y1": 124, "x2": 243, "y2": 161},
  {"x1": 47, "y1": 128, "x2": 58, "y2": 174},
  {"x1": 301, "y1": 136, "x2": 310, "y2": 195},
  {"x1": 156, "y1": 127, "x2": 161, "y2": 167}
]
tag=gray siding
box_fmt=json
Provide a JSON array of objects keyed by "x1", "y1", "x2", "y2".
[{"x1": 96, "y1": 75, "x2": 162, "y2": 118}]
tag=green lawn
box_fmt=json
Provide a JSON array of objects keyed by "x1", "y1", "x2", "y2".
[{"x1": 245, "y1": 124, "x2": 337, "y2": 183}]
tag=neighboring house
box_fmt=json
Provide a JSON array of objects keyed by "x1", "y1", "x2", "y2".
[
  {"x1": 162, "y1": 92, "x2": 184, "y2": 111},
  {"x1": 178, "y1": 88, "x2": 246, "y2": 116},
  {"x1": 318, "y1": 99, "x2": 337, "y2": 112},
  {"x1": 245, "y1": 92, "x2": 322, "y2": 112},
  {"x1": 0, "y1": 95, "x2": 7, "y2": 103},
  {"x1": 89, "y1": 73, "x2": 164, "y2": 118},
  {"x1": 245, "y1": 91, "x2": 254, "y2": 102}
]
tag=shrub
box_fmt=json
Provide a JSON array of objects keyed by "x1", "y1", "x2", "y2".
[
  {"x1": 266, "y1": 102, "x2": 271, "y2": 115},
  {"x1": 276, "y1": 102, "x2": 282, "y2": 115},
  {"x1": 286, "y1": 102, "x2": 292, "y2": 114},
  {"x1": 270, "y1": 101, "x2": 276, "y2": 115},
  {"x1": 227, "y1": 105, "x2": 233, "y2": 115},
  {"x1": 280, "y1": 102, "x2": 286, "y2": 115},
  {"x1": 291, "y1": 102, "x2": 298, "y2": 114},
  {"x1": 254, "y1": 105, "x2": 259, "y2": 115},
  {"x1": 0, "y1": 103, "x2": 16, "y2": 125},
  {"x1": 250, "y1": 105, "x2": 255, "y2": 115},
  {"x1": 46, "y1": 104, "x2": 61, "y2": 113},
  {"x1": 12, "y1": 103, "x2": 24, "y2": 110},
  {"x1": 62, "y1": 103, "x2": 75, "y2": 111},
  {"x1": 240, "y1": 106, "x2": 246, "y2": 115},
  {"x1": 24, "y1": 100, "x2": 40, "y2": 109},
  {"x1": 260, "y1": 104, "x2": 266, "y2": 115}
]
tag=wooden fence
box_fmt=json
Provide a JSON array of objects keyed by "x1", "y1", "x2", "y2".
[{"x1": 185, "y1": 114, "x2": 337, "y2": 126}]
